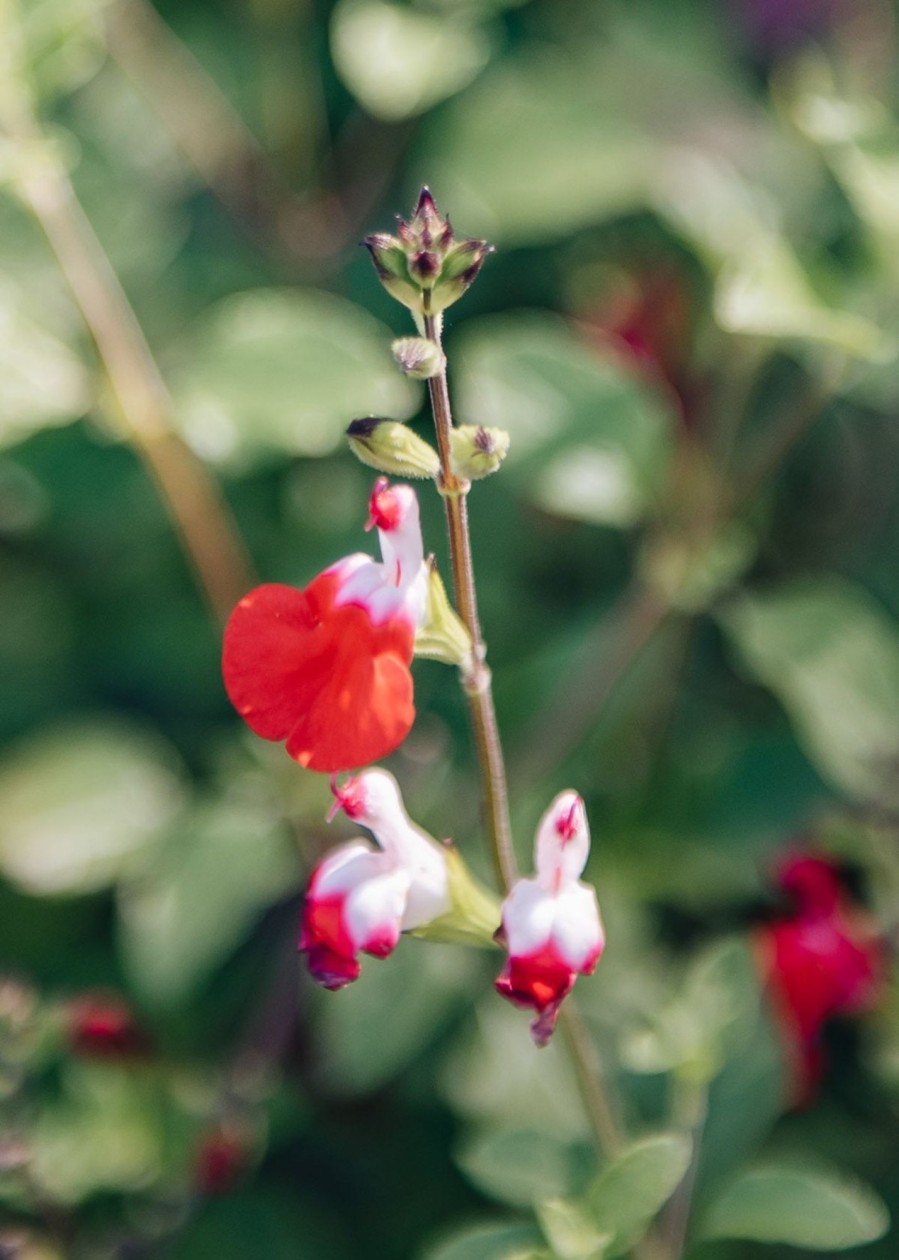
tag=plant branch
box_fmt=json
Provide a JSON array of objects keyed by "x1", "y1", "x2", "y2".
[{"x1": 2, "y1": 78, "x2": 253, "y2": 623}]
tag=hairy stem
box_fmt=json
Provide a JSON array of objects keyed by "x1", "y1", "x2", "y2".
[{"x1": 423, "y1": 313, "x2": 517, "y2": 892}]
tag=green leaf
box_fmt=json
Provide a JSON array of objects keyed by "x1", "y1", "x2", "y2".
[
  {"x1": 719, "y1": 577, "x2": 899, "y2": 809},
  {"x1": 167, "y1": 288, "x2": 420, "y2": 469},
  {"x1": 313, "y1": 938, "x2": 479, "y2": 1095},
  {"x1": 584, "y1": 1134, "x2": 691, "y2": 1257},
  {"x1": 0, "y1": 721, "x2": 185, "y2": 896},
  {"x1": 117, "y1": 799, "x2": 299, "y2": 1007},
  {"x1": 453, "y1": 313, "x2": 674, "y2": 527},
  {"x1": 537, "y1": 1198, "x2": 610, "y2": 1260},
  {"x1": 0, "y1": 276, "x2": 90, "y2": 448},
  {"x1": 699, "y1": 1163, "x2": 890, "y2": 1250},
  {"x1": 456, "y1": 1128, "x2": 588, "y2": 1208},
  {"x1": 330, "y1": 0, "x2": 490, "y2": 122},
  {"x1": 423, "y1": 1221, "x2": 546, "y2": 1260}
]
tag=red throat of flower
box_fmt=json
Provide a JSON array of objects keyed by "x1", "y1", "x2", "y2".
[
  {"x1": 328, "y1": 774, "x2": 367, "y2": 822},
  {"x1": 366, "y1": 477, "x2": 403, "y2": 532},
  {"x1": 554, "y1": 797, "x2": 581, "y2": 843}
]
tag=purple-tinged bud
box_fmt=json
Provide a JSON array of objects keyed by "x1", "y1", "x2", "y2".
[
  {"x1": 391, "y1": 336, "x2": 445, "y2": 380},
  {"x1": 450, "y1": 424, "x2": 510, "y2": 480},
  {"x1": 363, "y1": 188, "x2": 492, "y2": 316},
  {"x1": 346, "y1": 416, "x2": 440, "y2": 479}
]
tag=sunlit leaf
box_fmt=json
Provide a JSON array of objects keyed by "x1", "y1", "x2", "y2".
[
  {"x1": 453, "y1": 313, "x2": 673, "y2": 526},
  {"x1": 584, "y1": 1134, "x2": 691, "y2": 1257},
  {"x1": 0, "y1": 276, "x2": 90, "y2": 447},
  {"x1": 0, "y1": 721, "x2": 185, "y2": 895},
  {"x1": 719, "y1": 578, "x2": 899, "y2": 809},
  {"x1": 536, "y1": 1198, "x2": 609, "y2": 1260},
  {"x1": 699, "y1": 1163, "x2": 890, "y2": 1249},
  {"x1": 331, "y1": 0, "x2": 490, "y2": 122},
  {"x1": 168, "y1": 288, "x2": 420, "y2": 468}
]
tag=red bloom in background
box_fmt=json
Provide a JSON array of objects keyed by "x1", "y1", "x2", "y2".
[
  {"x1": 66, "y1": 992, "x2": 150, "y2": 1060},
  {"x1": 756, "y1": 852, "x2": 883, "y2": 1105},
  {"x1": 223, "y1": 479, "x2": 428, "y2": 773}
]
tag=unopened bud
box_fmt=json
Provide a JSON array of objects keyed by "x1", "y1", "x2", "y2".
[
  {"x1": 392, "y1": 336, "x2": 445, "y2": 380},
  {"x1": 449, "y1": 424, "x2": 510, "y2": 480},
  {"x1": 409, "y1": 845, "x2": 501, "y2": 948},
  {"x1": 363, "y1": 187, "x2": 492, "y2": 317},
  {"x1": 346, "y1": 417, "x2": 440, "y2": 480},
  {"x1": 415, "y1": 561, "x2": 473, "y2": 667}
]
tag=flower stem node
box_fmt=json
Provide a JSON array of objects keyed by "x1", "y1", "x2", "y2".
[
  {"x1": 495, "y1": 791, "x2": 604, "y2": 1046},
  {"x1": 391, "y1": 336, "x2": 445, "y2": 380},
  {"x1": 346, "y1": 416, "x2": 440, "y2": 480},
  {"x1": 415, "y1": 560, "x2": 474, "y2": 668},
  {"x1": 449, "y1": 424, "x2": 510, "y2": 481},
  {"x1": 363, "y1": 187, "x2": 493, "y2": 317}
]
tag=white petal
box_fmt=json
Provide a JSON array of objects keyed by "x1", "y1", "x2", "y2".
[
  {"x1": 344, "y1": 863, "x2": 411, "y2": 950},
  {"x1": 551, "y1": 882, "x2": 604, "y2": 970},
  {"x1": 534, "y1": 790, "x2": 590, "y2": 886},
  {"x1": 310, "y1": 840, "x2": 382, "y2": 897},
  {"x1": 501, "y1": 878, "x2": 558, "y2": 954}
]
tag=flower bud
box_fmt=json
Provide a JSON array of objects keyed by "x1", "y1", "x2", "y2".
[
  {"x1": 414, "y1": 561, "x2": 473, "y2": 667},
  {"x1": 391, "y1": 336, "x2": 445, "y2": 380},
  {"x1": 363, "y1": 187, "x2": 492, "y2": 317},
  {"x1": 449, "y1": 424, "x2": 510, "y2": 481},
  {"x1": 346, "y1": 416, "x2": 440, "y2": 480}
]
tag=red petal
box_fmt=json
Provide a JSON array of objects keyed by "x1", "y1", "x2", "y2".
[
  {"x1": 495, "y1": 947, "x2": 576, "y2": 1014},
  {"x1": 222, "y1": 575, "x2": 415, "y2": 772}
]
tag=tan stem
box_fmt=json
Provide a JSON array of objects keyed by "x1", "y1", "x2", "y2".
[
  {"x1": 423, "y1": 312, "x2": 516, "y2": 892},
  {"x1": 10, "y1": 131, "x2": 253, "y2": 623}
]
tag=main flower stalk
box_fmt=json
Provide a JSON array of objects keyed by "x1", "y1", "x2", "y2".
[{"x1": 422, "y1": 311, "x2": 517, "y2": 893}]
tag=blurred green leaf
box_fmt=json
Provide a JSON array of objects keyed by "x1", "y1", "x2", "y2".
[
  {"x1": 18, "y1": 0, "x2": 107, "y2": 102},
  {"x1": 719, "y1": 578, "x2": 899, "y2": 809},
  {"x1": 536, "y1": 1198, "x2": 609, "y2": 1260},
  {"x1": 314, "y1": 937, "x2": 480, "y2": 1095},
  {"x1": 698, "y1": 1162, "x2": 890, "y2": 1249},
  {"x1": 0, "y1": 720, "x2": 185, "y2": 895},
  {"x1": 453, "y1": 313, "x2": 674, "y2": 526},
  {"x1": 331, "y1": 0, "x2": 490, "y2": 122},
  {"x1": 28, "y1": 1060, "x2": 165, "y2": 1204},
  {"x1": 423, "y1": 1220, "x2": 546, "y2": 1260},
  {"x1": 167, "y1": 288, "x2": 421, "y2": 468},
  {"x1": 584, "y1": 1134, "x2": 691, "y2": 1257},
  {"x1": 456, "y1": 1128, "x2": 588, "y2": 1209},
  {"x1": 117, "y1": 799, "x2": 299, "y2": 1007},
  {"x1": 0, "y1": 275, "x2": 90, "y2": 446}
]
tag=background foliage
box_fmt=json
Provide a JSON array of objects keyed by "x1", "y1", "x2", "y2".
[{"x1": 2, "y1": 0, "x2": 899, "y2": 1256}]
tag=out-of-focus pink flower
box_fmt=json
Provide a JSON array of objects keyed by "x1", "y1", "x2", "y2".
[
  {"x1": 66, "y1": 993, "x2": 150, "y2": 1060},
  {"x1": 223, "y1": 479, "x2": 429, "y2": 773},
  {"x1": 193, "y1": 1127, "x2": 250, "y2": 1195},
  {"x1": 299, "y1": 769, "x2": 450, "y2": 989},
  {"x1": 756, "y1": 851, "x2": 883, "y2": 1105},
  {"x1": 495, "y1": 792, "x2": 604, "y2": 1046}
]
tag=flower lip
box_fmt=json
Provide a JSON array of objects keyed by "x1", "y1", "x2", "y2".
[
  {"x1": 554, "y1": 795, "x2": 582, "y2": 842},
  {"x1": 328, "y1": 773, "x2": 367, "y2": 822}
]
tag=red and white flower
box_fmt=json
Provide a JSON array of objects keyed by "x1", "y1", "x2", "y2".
[
  {"x1": 495, "y1": 791, "x2": 604, "y2": 1046},
  {"x1": 222, "y1": 478, "x2": 429, "y2": 773},
  {"x1": 299, "y1": 769, "x2": 451, "y2": 989}
]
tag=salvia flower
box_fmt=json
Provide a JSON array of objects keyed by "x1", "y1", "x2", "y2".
[
  {"x1": 223, "y1": 478, "x2": 428, "y2": 773},
  {"x1": 756, "y1": 851, "x2": 883, "y2": 1105},
  {"x1": 363, "y1": 187, "x2": 492, "y2": 318},
  {"x1": 299, "y1": 769, "x2": 451, "y2": 988},
  {"x1": 495, "y1": 791, "x2": 604, "y2": 1046}
]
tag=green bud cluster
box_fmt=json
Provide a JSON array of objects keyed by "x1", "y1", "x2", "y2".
[{"x1": 363, "y1": 187, "x2": 493, "y2": 317}]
